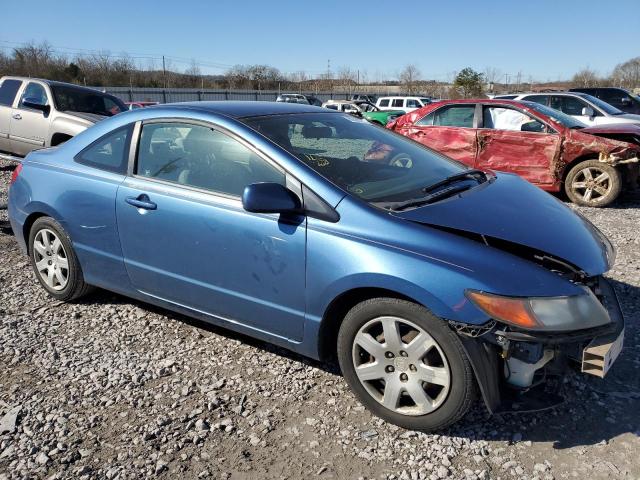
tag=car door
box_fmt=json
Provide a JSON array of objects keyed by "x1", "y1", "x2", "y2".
[
  {"x1": 115, "y1": 120, "x2": 307, "y2": 341},
  {"x1": 476, "y1": 105, "x2": 559, "y2": 186},
  {"x1": 397, "y1": 103, "x2": 478, "y2": 166},
  {"x1": 10, "y1": 81, "x2": 52, "y2": 156},
  {"x1": 0, "y1": 79, "x2": 23, "y2": 153}
]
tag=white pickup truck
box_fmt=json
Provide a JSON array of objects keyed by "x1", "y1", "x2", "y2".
[{"x1": 0, "y1": 76, "x2": 127, "y2": 159}]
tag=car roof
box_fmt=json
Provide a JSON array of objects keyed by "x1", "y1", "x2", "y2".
[
  {"x1": 426, "y1": 99, "x2": 544, "y2": 108},
  {"x1": 1, "y1": 76, "x2": 113, "y2": 94},
  {"x1": 514, "y1": 91, "x2": 591, "y2": 98},
  {"x1": 378, "y1": 96, "x2": 425, "y2": 99},
  {"x1": 157, "y1": 101, "x2": 329, "y2": 118}
]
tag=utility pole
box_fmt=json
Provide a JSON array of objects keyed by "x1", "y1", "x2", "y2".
[{"x1": 162, "y1": 55, "x2": 167, "y2": 89}]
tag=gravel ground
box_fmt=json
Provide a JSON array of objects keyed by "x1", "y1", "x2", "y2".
[{"x1": 0, "y1": 157, "x2": 639, "y2": 480}]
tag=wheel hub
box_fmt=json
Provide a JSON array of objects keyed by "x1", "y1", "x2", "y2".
[{"x1": 394, "y1": 356, "x2": 409, "y2": 372}]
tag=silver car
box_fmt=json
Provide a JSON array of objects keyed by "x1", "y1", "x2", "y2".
[
  {"x1": 496, "y1": 92, "x2": 640, "y2": 126},
  {"x1": 0, "y1": 76, "x2": 127, "y2": 159}
]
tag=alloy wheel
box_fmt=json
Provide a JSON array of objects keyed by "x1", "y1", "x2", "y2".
[
  {"x1": 570, "y1": 166, "x2": 612, "y2": 203},
  {"x1": 351, "y1": 316, "x2": 451, "y2": 416},
  {"x1": 33, "y1": 228, "x2": 69, "y2": 291}
]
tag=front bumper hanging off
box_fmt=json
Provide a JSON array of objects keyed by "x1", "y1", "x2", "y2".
[{"x1": 460, "y1": 277, "x2": 625, "y2": 414}]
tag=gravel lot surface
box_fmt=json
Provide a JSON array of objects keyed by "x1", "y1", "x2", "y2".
[{"x1": 0, "y1": 157, "x2": 639, "y2": 480}]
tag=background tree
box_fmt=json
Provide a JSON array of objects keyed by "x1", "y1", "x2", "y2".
[
  {"x1": 184, "y1": 59, "x2": 202, "y2": 88},
  {"x1": 611, "y1": 57, "x2": 640, "y2": 89},
  {"x1": 483, "y1": 66, "x2": 501, "y2": 93},
  {"x1": 452, "y1": 67, "x2": 484, "y2": 98},
  {"x1": 572, "y1": 67, "x2": 600, "y2": 88},
  {"x1": 399, "y1": 64, "x2": 421, "y2": 94}
]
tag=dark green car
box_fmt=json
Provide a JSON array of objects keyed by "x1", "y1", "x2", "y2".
[{"x1": 322, "y1": 100, "x2": 405, "y2": 126}]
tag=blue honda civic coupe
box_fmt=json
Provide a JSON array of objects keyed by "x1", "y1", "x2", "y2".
[{"x1": 8, "y1": 102, "x2": 624, "y2": 431}]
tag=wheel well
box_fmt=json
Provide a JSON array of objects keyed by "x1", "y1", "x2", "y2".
[
  {"x1": 560, "y1": 155, "x2": 599, "y2": 184},
  {"x1": 22, "y1": 213, "x2": 47, "y2": 249},
  {"x1": 50, "y1": 133, "x2": 72, "y2": 146},
  {"x1": 317, "y1": 287, "x2": 416, "y2": 362}
]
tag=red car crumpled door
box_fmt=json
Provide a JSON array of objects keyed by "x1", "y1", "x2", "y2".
[
  {"x1": 405, "y1": 126, "x2": 477, "y2": 167},
  {"x1": 476, "y1": 106, "x2": 560, "y2": 187}
]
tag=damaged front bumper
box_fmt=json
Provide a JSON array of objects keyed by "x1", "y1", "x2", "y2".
[{"x1": 458, "y1": 277, "x2": 624, "y2": 414}]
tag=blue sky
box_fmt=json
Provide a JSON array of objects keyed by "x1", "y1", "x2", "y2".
[{"x1": 2, "y1": 0, "x2": 639, "y2": 82}]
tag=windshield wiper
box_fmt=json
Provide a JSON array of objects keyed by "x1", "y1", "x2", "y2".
[
  {"x1": 384, "y1": 183, "x2": 474, "y2": 211},
  {"x1": 422, "y1": 169, "x2": 486, "y2": 194}
]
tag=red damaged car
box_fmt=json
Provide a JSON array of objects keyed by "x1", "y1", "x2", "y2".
[{"x1": 387, "y1": 99, "x2": 640, "y2": 207}]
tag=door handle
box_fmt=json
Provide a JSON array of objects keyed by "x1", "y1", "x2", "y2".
[
  {"x1": 12, "y1": 113, "x2": 22, "y2": 120},
  {"x1": 125, "y1": 194, "x2": 157, "y2": 210}
]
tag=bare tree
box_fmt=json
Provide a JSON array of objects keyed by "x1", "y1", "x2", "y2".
[
  {"x1": 399, "y1": 64, "x2": 421, "y2": 94},
  {"x1": 483, "y1": 67, "x2": 501, "y2": 92},
  {"x1": 611, "y1": 57, "x2": 640, "y2": 89},
  {"x1": 572, "y1": 67, "x2": 600, "y2": 88},
  {"x1": 184, "y1": 59, "x2": 202, "y2": 88}
]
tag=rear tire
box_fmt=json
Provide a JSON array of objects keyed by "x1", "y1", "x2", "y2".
[
  {"x1": 28, "y1": 216, "x2": 91, "y2": 301},
  {"x1": 337, "y1": 298, "x2": 476, "y2": 431},
  {"x1": 565, "y1": 160, "x2": 622, "y2": 207}
]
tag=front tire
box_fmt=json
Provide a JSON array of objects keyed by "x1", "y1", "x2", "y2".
[
  {"x1": 337, "y1": 298, "x2": 476, "y2": 431},
  {"x1": 565, "y1": 160, "x2": 622, "y2": 207},
  {"x1": 28, "y1": 216, "x2": 91, "y2": 301}
]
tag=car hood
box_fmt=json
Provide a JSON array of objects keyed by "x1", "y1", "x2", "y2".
[
  {"x1": 392, "y1": 173, "x2": 612, "y2": 276},
  {"x1": 64, "y1": 111, "x2": 107, "y2": 124},
  {"x1": 606, "y1": 113, "x2": 640, "y2": 123}
]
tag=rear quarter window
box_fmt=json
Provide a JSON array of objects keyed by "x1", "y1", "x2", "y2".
[
  {"x1": 75, "y1": 125, "x2": 133, "y2": 174},
  {"x1": 0, "y1": 79, "x2": 23, "y2": 107}
]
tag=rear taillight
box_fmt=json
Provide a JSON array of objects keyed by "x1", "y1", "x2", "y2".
[{"x1": 10, "y1": 163, "x2": 22, "y2": 185}]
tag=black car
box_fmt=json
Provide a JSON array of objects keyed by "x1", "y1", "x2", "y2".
[{"x1": 570, "y1": 87, "x2": 640, "y2": 115}]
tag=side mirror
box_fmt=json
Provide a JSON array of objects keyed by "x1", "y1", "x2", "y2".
[
  {"x1": 621, "y1": 97, "x2": 631, "y2": 105},
  {"x1": 242, "y1": 182, "x2": 302, "y2": 215},
  {"x1": 581, "y1": 106, "x2": 595, "y2": 117},
  {"x1": 22, "y1": 98, "x2": 50, "y2": 114}
]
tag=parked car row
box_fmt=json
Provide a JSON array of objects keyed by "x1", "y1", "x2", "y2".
[
  {"x1": 8, "y1": 101, "x2": 625, "y2": 432},
  {"x1": 321, "y1": 99, "x2": 405, "y2": 125}
]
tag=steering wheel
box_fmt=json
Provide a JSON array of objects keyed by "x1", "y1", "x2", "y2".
[{"x1": 389, "y1": 152, "x2": 412, "y2": 168}]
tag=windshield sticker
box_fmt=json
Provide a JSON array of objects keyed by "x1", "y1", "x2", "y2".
[{"x1": 304, "y1": 154, "x2": 330, "y2": 167}]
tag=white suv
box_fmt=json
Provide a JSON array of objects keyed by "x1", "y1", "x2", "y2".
[
  {"x1": 375, "y1": 96, "x2": 431, "y2": 113},
  {"x1": 496, "y1": 92, "x2": 640, "y2": 126}
]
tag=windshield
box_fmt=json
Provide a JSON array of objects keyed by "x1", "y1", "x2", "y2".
[
  {"x1": 242, "y1": 113, "x2": 466, "y2": 203},
  {"x1": 51, "y1": 86, "x2": 126, "y2": 116},
  {"x1": 522, "y1": 102, "x2": 587, "y2": 129},
  {"x1": 577, "y1": 93, "x2": 624, "y2": 115}
]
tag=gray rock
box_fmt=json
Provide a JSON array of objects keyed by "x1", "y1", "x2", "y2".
[{"x1": 0, "y1": 405, "x2": 21, "y2": 434}]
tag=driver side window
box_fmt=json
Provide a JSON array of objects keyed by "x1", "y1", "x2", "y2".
[
  {"x1": 19, "y1": 82, "x2": 48, "y2": 108},
  {"x1": 136, "y1": 122, "x2": 285, "y2": 197}
]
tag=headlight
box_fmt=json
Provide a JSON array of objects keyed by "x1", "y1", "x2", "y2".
[
  {"x1": 387, "y1": 115, "x2": 399, "y2": 122},
  {"x1": 466, "y1": 289, "x2": 611, "y2": 331}
]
